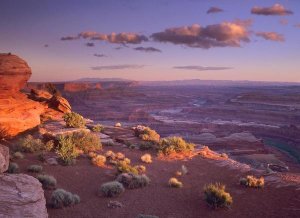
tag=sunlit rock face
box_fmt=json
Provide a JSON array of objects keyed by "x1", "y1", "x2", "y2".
[
  {"x1": 0, "y1": 53, "x2": 45, "y2": 137},
  {"x1": 0, "y1": 53, "x2": 31, "y2": 96}
]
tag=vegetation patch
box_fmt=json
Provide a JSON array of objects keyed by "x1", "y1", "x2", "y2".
[
  {"x1": 141, "y1": 154, "x2": 152, "y2": 164},
  {"x1": 12, "y1": 151, "x2": 24, "y2": 159},
  {"x1": 56, "y1": 135, "x2": 79, "y2": 165},
  {"x1": 158, "y1": 136, "x2": 195, "y2": 156},
  {"x1": 100, "y1": 181, "x2": 125, "y2": 197},
  {"x1": 37, "y1": 174, "x2": 57, "y2": 189},
  {"x1": 71, "y1": 131, "x2": 101, "y2": 153},
  {"x1": 18, "y1": 135, "x2": 53, "y2": 153},
  {"x1": 117, "y1": 173, "x2": 150, "y2": 189},
  {"x1": 92, "y1": 155, "x2": 107, "y2": 167},
  {"x1": 240, "y1": 175, "x2": 264, "y2": 188},
  {"x1": 116, "y1": 160, "x2": 139, "y2": 175},
  {"x1": 168, "y1": 177, "x2": 183, "y2": 188},
  {"x1": 91, "y1": 124, "x2": 104, "y2": 132},
  {"x1": 7, "y1": 162, "x2": 19, "y2": 174},
  {"x1": 27, "y1": 165, "x2": 43, "y2": 173},
  {"x1": 134, "y1": 125, "x2": 160, "y2": 143},
  {"x1": 50, "y1": 189, "x2": 80, "y2": 208},
  {"x1": 203, "y1": 183, "x2": 232, "y2": 209},
  {"x1": 63, "y1": 112, "x2": 86, "y2": 128}
]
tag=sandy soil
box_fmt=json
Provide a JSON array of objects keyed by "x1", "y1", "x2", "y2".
[{"x1": 10, "y1": 127, "x2": 300, "y2": 218}]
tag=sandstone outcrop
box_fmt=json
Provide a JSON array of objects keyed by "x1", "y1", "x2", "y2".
[
  {"x1": 48, "y1": 95, "x2": 71, "y2": 113},
  {"x1": 0, "y1": 174, "x2": 48, "y2": 218},
  {"x1": 0, "y1": 144, "x2": 9, "y2": 173}
]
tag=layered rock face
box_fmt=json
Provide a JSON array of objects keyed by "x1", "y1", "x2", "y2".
[
  {"x1": 0, "y1": 144, "x2": 9, "y2": 173},
  {"x1": 0, "y1": 53, "x2": 45, "y2": 137}
]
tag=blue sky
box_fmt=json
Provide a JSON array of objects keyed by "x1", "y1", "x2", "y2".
[{"x1": 1, "y1": 0, "x2": 299, "y2": 82}]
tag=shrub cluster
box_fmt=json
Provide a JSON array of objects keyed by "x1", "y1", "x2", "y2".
[
  {"x1": 116, "y1": 173, "x2": 150, "y2": 189},
  {"x1": 91, "y1": 155, "x2": 107, "y2": 167},
  {"x1": 37, "y1": 174, "x2": 57, "y2": 189},
  {"x1": 71, "y1": 131, "x2": 101, "y2": 153},
  {"x1": 7, "y1": 162, "x2": 19, "y2": 174},
  {"x1": 63, "y1": 112, "x2": 86, "y2": 128},
  {"x1": 168, "y1": 177, "x2": 183, "y2": 188},
  {"x1": 56, "y1": 135, "x2": 79, "y2": 165},
  {"x1": 13, "y1": 151, "x2": 24, "y2": 159},
  {"x1": 18, "y1": 135, "x2": 54, "y2": 153},
  {"x1": 92, "y1": 124, "x2": 104, "y2": 132},
  {"x1": 240, "y1": 175, "x2": 264, "y2": 188},
  {"x1": 27, "y1": 165, "x2": 43, "y2": 173},
  {"x1": 203, "y1": 183, "x2": 232, "y2": 209},
  {"x1": 158, "y1": 137, "x2": 195, "y2": 156},
  {"x1": 116, "y1": 160, "x2": 139, "y2": 175},
  {"x1": 134, "y1": 125, "x2": 160, "y2": 143},
  {"x1": 100, "y1": 181, "x2": 125, "y2": 197},
  {"x1": 141, "y1": 154, "x2": 152, "y2": 164},
  {"x1": 50, "y1": 189, "x2": 80, "y2": 208}
]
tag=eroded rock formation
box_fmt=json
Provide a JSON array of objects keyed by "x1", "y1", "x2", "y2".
[{"x1": 0, "y1": 144, "x2": 9, "y2": 173}]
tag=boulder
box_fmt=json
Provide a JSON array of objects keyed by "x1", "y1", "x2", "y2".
[
  {"x1": 0, "y1": 144, "x2": 9, "y2": 173},
  {"x1": 0, "y1": 53, "x2": 31, "y2": 96},
  {"x1": 49, "y1": 95, "x2": 71, "y2": 113},
  {"x1": 0, "y1": 174, "x2": 48, "y2": 218}
]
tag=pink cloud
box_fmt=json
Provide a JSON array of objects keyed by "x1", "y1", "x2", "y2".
[
  {"x1": 256, "y1": 32, "x2": 285, "y2": 42},
  {"x1": 251, "y1": 4, "x2": 293, "y2": 16}
]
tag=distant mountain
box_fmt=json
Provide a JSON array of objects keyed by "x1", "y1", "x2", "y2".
[
  {"x1": 74, "y1": 78, "x2": 133, "y2": 82},
  {"x1": 139, "y1": 79, "x2": 300, "y2": 87}
]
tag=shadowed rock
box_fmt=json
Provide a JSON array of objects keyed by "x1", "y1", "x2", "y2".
[{"x1": 0, "y1": 144, "x2": 9, "y2": 173}]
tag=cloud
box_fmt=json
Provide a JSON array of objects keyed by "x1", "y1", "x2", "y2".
[
  {"x1": 151, "y1": 21, "x2": 250, "y2": 49},
  {"x1": 251, "y1": 4, "x2": 293, "y2": 16},
  {"x1": 207, "y1": 7, "x2": 223, "y2": 14},
  {"x1": 78, "y1": 31, "x2": 148, "y2": 44},
  {"x1": 256, "y1": 32, "x2": 285, "y2": 42},
  {"x1": 173, "y1": 66, "x2": 232, "y2": 71},
  {"x1": 61, "y1": 36, "x2": 79, "y2": 40},
  {"x1": 94, "y1": 54, "x2": 106, "y2": 58},
  {"x1": 279, "y1": 18, "x2": 288, "y2": 25},
  {"x1": 294, "y1": 24, "x2": 300, "y2": 28},
  {"x1": 134, "y1": 47, "x2": 162, "y2": 53},
  {"x1": 85, "y1": 42, "x2": 95, "y2": 47},
  {"x1": 91, "y1": 64, "x2": 145, "y2": 71}
]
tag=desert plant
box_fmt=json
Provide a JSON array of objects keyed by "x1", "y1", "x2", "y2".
[
  {"x1": 139, "y1": 141, "x2": 155, "y2": 150},
  {"x1": 13, "y1": 151, "x2": 24, "y2": 159},
  {"x1": 18, "y1": 135, "x2": 45, "y2": 153},
  {"x1": 27, "y1": 165, "x2": 43, "y2": 173},
  {"x1": 102, "y1": 139, "x2": 115, "y2": 146},
  {"x1": 203, "y1": 183, "x2": 232, "y2": 209},
  {"x1": 116, "y1": 152, "x2": 125, "y2": 160},
  {"x1": 56, "y1": 135, "x2": 79, "y2": 165},
  {"x1": 92, "y1": 124, "x2": 103, "y2": 132},
  {"x1": 117, "y1": 173, "x2": 150, "y2": 189},
  {"x1": 50, "y1": 188, "x2": 80, "y2": 208},
  {"x1": 63, "y1": 112, "x2": 86, "y2": 128},
  {"x1": 136, "y1": 215, "x2": 159, "y2": 218},
  {"x1": 71, "y1": 131, "x2": 101, "y2": 153},
  {"x1": 134, "y1": 126, "x2": 160, "y2": 143},
  {"x1": 116, "y1": 160, "x2": 139, "y2": 175},
  {"x1": 158, "y1": 137, "x2": 195, "y2": 156},
  {"x1": 168, "y1": 177, "x2": 183, "y2": 188},
  {"x1": 105, "y1": 150, "x2": 116, "y2": 160},
  {"x1": 45, "y1": 140, "x2": 54, "y2": 151},
  {"x1": 135, "y1": 165, "x2": 146, "y2": 174},
  {"x1": 7, "y1": 162, "x2": 19, "y2": 174},
  {"x1": 37, "y1": 174, "x2": 57, "y2": 189},
  {"x1": 92, "y1": 155, "x2": 106, "y2": 167},
  {"x1": 100, "y1": 181, "x2": 125, "y2": 197},
  {"x1": 240, "y1": 175, "x2": 264, "y2": 188},
  {"x1": 141, "y1": 154, "x2": 152, "y2": 163}
]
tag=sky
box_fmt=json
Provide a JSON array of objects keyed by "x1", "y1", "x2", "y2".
[{"x1": 0, "y1": 0, "x2": 300, "y2": 82}]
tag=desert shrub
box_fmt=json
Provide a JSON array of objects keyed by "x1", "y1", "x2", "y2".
[
  {"x1": 116, "y1": 160, "x2": 139, "y2": 175},
  {"x1": 100, "y1": 181, "x2": 125, "y2": 197},
  {"x1": 92, "y1": 124, "x2": 103, "y2": 132},
  {"x1": 13, "y1": 151, "x2": 24, "y2": 159},
  {"x1": 102, "y1": 139, "x2": 115, "y2": 146},
  {"x1": 92, "y1": 155, "x2": 106, "y2": 167},
  {"x1": 45, "y1": 140, "x2": 54, "y2": 151},
  {"x1": 139, "y1": 141, "x2": 155, "y2": 150},
  {"x1": 105, "y1": 150, "x2": 116, "y2": 160},
  {"x1": 63, "y1": 112, "x2": 86, "y2": 128},
  {"x1": 158, "y1": 137, "x2": 195, "y2": 156},
  {"x1": 141, "y1": 154, "x2": 152, "y2": 164},
  {"x1": 240, "y1": 175, "x2": 264, "y2": 188},
  {"x1": 220, "y1": 153, "x2": 228, "y2": 159},
  {"x1": 203, "y1": 183, "x2": 232, "y2": 209},
  {"x1": 115, "y1": 122, "x2": 122, "y2": 127},
  {"x1": 7, "y1": 162, "x2": 19, "y2": 174},
  {"x1": 116, "y1": 152, "x2": 125, "y2": 160},
  {"x1": 37, "y1": 174, "x2": 57, "y2": 189},
  {"x1": 117, "y1": 173, "x2": 150, "y2": 189},
  {"x1": 168, "y1": 177, "x2": 183, "y2": 188},
  {"x1": 71, "y1": 131, "x2": 101, "y2": 153},
  {"x1": 50, "y1": 189, "x2": 80, "y2": 208},
  {"x1": 18, "y1": 135, "x2": 44, "y2": 153},
  {"x1": 181, "y1": 165, "x2": 188, "y2": 175},
  {"x1": 134, "y1": 126, "x2": 160, "y2": 143},
  {"x1": 27, "y1": 165, "x2": 43, "y2": 173},
  {"x1": 88, "y1": 151, "x2": 97, "y2": 159},
  {"x1": 136, "y1": 215, "x2": 159, "y2": 218},
  {"x1": 37, "y1": 152, "x2": 46, "y2": 162},
  {"x1": 135, "y1": 165, "x2": 146, "y2": 174},
  {"x1": 56, "y1": 135, "x2": 79, "y2": 165}
]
